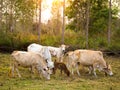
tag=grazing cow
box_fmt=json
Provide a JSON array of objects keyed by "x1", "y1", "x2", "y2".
[
  {"x1": 66, "y1": 50, "x2": 113, "y2": 77},
  {"x1": 48, "y1": 44, "x2": 68, "y2": 62},
  {"x1": 11, "y1": 51, "x2": 51, "y2": 80},
  {"x1": 53, "y1": 60, "x2": 70, "y2": 77},
  {"x1": 27, "y1": 43, "x2": 54, "y2": 69}
]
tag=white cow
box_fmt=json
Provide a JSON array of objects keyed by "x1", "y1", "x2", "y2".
[
  {"x1": 11, "y1": 51, "x2": 51, "y2": 80},
  {"x1": 48, "y1": 44, "x2": 68, "y2": 62},
  {"x1": 27, "y1": 43, "x2": 54, "y2": 69},
  {"x1": 66, "y1": 50, "x2": 113, "y2": 77}
]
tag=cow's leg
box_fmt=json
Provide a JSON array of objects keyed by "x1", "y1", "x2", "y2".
[
  {"x1": 31, "y1": 66, "x2": 36, "y2": 74},
  {"x1": 70, "y1": 64, "x2": 74, "y2": 75},
  {"x1": 12, "y1": 64, "x2": 15, "y2": 77},
  {"x1": 29, "y1": 66, "x2": 34, "y2": 74},
  {"x1": 59, "y1": 57, "x2": 62, "y2": 62},
  {"x1": 30, "y1": 66, "x2": 36, "y2": 78},
  {"x1": 36, "y1": 66, "x2": 43, "y2": 79},
  {"x1": 71, "y1": 66, "x2": 74, "y2": 75},
  {"x1": 67, "y1": 60, "x2": 71, "y2": 74},
  {"x1": 76, "y1": 64, "x2": 80, "y2": 76},
  {"x1": 60, "y1": 56, "x2": 63, "y2": 62},
  {"x1": 88, "y1": 66, "x2": 93, "y2": 74},
  {"x1": 66, "y1": 57, "x2": 70, "y2": 68},
  {"x1": 15, "y1": 68, "x2": 21, "y2": 78},
  {"x1": 93, "y1": 69, "x2": 97, "y2": 77},
  {"x1": 13, "y1": 63, "x2": 21, "y2": 78},
  {"x1": 36, "y1": 69, "x2": 43, "y2": 79},
  {"x1": 93, "y1": 64, "x2": 97, "y2": 77}
]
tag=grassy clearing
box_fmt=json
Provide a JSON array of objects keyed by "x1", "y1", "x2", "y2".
[{"x1": 0, "y1": 53, "x2": 120, "y2": 90}]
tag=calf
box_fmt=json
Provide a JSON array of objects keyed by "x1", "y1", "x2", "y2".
[{"x1": 53, "y1": 60, "x2": 70, "y2": 77}]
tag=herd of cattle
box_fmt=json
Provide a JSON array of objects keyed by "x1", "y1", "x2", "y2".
[{"x1": 10, "y1": 43, "x2": 113, "y2": 80}]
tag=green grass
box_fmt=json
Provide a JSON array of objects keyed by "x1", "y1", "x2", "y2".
[{"x1": 0, "y1": 53, "x2": 120, "y2": 90}]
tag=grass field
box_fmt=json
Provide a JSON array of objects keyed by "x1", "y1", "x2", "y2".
[{"x1": 0, "y1": 53, "x2": 120, "y2": 90}]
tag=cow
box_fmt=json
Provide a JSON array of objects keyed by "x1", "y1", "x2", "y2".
[
  {"x1": 10, "y1": 51, "x2": 51, "y2": 80},
  {"x1": 27, "y1": 43, "x2": 54, "y2": 69},
  {"x1": 48, "y1": 44, "x2": 68, "y2": 62},
  {"x1": 28, "y1": 43, "x2": 68, "y2": 62},
  {"x1": 66, "y1": 50, "x2": 113, "y2": 77}
]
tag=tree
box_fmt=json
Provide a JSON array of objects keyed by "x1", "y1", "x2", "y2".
[
  {"x1": 108, "y1": 0, "x2": 112, "y2": 44},
  {"x1": 65, "y1": 0, "x2": 119, "y2": 48},
  {"x1": 62, "y1": 0, "x2": 65, "y2": 44},
  {"x1": 0, "y1": 0, "x2": 3, "y2": 31},
  {"x1": 66, "y1": 0, "x2": 114, "y2": 36},
  {"x1": 50, "y1": 0, "x2": 63, "y2": 35},
  {"x1": 38, "y1": 0, "x2": 42, "y2": 42},
  {"x1": 66, "y1": 0, "x2": 87, "y2": 32},
  {"x1": 86, "y1": 0, "x2": 90, "y2": 48}
]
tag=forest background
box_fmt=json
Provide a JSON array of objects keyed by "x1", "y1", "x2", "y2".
[{"x1": 0, "y1": 0, "x2": 120, "y2": 52}]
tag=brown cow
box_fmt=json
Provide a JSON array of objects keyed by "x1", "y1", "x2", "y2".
[{"x1": 53, "y1": 60, "x2": 70, "y2": 77}]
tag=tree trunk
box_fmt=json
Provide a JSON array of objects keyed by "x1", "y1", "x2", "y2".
[
  {"x1": 38, "y1": 0, "x2": 42, "y2": 43},
  {"x1": 0, "y1": 0, "x2": 3, "y2": 31},
  {"x1": 86, "y1": 0, "x2": 90, "y2": 48},
  {"x1": 108, "y1": 0, "x2": 112, "y2": 44},
  {"x1": 62, "y1": 0, "x2": 65, "y2": 44},
  {"x1": 9, "y1": 0, "x2": 13, "y2": 32}
]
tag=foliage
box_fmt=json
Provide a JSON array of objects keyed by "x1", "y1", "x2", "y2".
[
  {"x1": 66, "y1": 0, "x2": 86, "y2": 31},
  {"x1": 0, "y1": 31, "x2": 38, "y2": 51},
  {"x1": 66, "y1": 0, "x2": 118, "y2": 35},
  {"x1": 1, "y1": 0, "x2": 35, "y2": 33},
  {"x1": 0, "y1": 0, "x2": 120, "y2": 51},
  {"x1": 50, "y1": 0, "x2": 63, "y2": 35}
]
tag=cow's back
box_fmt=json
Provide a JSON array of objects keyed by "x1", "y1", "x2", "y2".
[
  {"x1": 27, "y1": 43, "x2": 43, "y2": 52},
  {"x1": 75, "y1": 50, "x2": 105, "y2": 66},
  {"x1": 11, "y1": 51, "x2": 46, "y2": 67}
]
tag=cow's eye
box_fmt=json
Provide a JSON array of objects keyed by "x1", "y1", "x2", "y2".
[{"x1": 43, "y1": 68, "x2": 46, "y2": 71}]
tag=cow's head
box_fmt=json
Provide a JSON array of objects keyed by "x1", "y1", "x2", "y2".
[
  {"x1": 60, "y1": 44, "x2": 69, "y2": 54},
  {"x1": 103, "y1": 64, "x2": 113, "y2": 76},
  {"x1": 42, "y1": 67, "x2": 51, "y2": 80}
]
